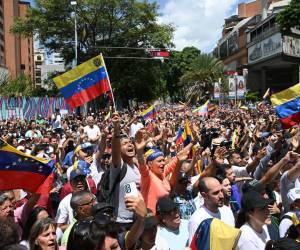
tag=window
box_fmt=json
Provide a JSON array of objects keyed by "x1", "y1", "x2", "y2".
[
  {"x1": 36, "y1": 78, "x2": 41, "y2": 84},
  {"x1": 36, "y1": 71, "x2": 41, "y2": 77},
  {"x1": 35, "y1": 61, "x2": 42, "y2": 66},
  {"x1": 37, "y1": 55, "x2": 41, "y2": 61},
  {"x1": 21, "y1": 64, "x2": 25, "y2": 70}
]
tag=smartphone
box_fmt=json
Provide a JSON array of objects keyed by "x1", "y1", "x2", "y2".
[{"x1": 124, "y1": 182, "x2": 138, "y2": 197}]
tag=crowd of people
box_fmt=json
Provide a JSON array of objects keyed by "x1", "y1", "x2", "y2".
[{"x1": 0, "y1": 103, "x2": 300, "y2": 250}]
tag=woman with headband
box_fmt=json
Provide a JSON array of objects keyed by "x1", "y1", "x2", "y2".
[{"x1": 135, "y1": 130, "x2": 191, "y2": 213}]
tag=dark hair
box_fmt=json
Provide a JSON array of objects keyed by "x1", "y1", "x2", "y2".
[
  {"x1": 265, "y1": 238, "x2": 300, "y2": 250},
  {"x1": 70, "y1": 190, "x2": 92, "y2": 217},
  {"x1": 235, "y1": 210, "x2": 251, "y2": 228},
  {"x1": 29, "y1": 218, "x2": 57, "y2": 250},
  {"x1": 22, "y1": 207, "x2": 49, "y2": 241},
  {"x1": 67, "y1": 218, "x2": 119, "y2": 250},
  {"x1": 2, "y1": 244, "x2": 28, "y2": 250},
  {"x1": 0, "y1": 218, "x2": 19, "y2": 248}
]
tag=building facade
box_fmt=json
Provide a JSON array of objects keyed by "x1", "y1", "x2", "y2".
[
  {"x1": 2, "y1": 0, "x2": 34, "y2": 79},
  {"x1": 246, "y1": 12, "x2": 300, "y2": 93},
  {"x1": 213, "y1": 0, "x2": 263, "y2": 75}
]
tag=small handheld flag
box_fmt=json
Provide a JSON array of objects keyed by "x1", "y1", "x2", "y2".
[
  {"x1": 53, "y1": 54, "x2": 113, "y2": 109},
  {"x1": 141, "y1": 105, "x2": 157, "y2": 121}
]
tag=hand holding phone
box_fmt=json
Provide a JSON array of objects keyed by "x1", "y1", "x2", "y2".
[{"x1": 124, "y1": 182, "x2": 139, "y2": 198}]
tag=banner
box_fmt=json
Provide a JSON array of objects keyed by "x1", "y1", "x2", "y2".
[
  {"x1": 236, "y1": 76, "x2": 246, "y2": 98},
  {"x1": 228, "y1": 78, "x2": 236, "y2": 99},
  {"x1": 214, "y1": 82, "x2": 220, "y2": 99}
]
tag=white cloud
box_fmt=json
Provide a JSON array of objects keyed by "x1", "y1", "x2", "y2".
[{"x1": 158, "y1": 0, "x2": 239, "y2": 52}]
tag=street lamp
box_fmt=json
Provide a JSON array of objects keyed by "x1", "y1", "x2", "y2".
[{"x1": 71, "y1": 1, "x2": 77, "y2": 67}]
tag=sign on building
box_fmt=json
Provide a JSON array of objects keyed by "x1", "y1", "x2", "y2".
[
  {"x1": 283, "y1": 36, "x2": 300, "y2": 58},
  {"x1": 248, "y1": 33, "x2": 282, "y2": 64}
]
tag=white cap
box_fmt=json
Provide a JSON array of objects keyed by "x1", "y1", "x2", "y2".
[{"x1": 287, "y1": 188, "x2": 300, "y2": 205}]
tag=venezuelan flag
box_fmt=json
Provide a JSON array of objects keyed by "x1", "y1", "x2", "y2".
[
  {"x1": 53, "y1": 55, "x2": 111, "y2": 109},
  {"x1": 175, "y1": 127, "x2": 184, "y2": 145},
  {"x1": 141, "y1": 105, "x2": 156, "y2": 121},
  {"x1": 271, "y1": 83, "x2": 300, "y2": 129},
  {"x1": 192, "y1": 101, "x2": 209, "y2": 116},
  {"x1": 189, "y1": 218, "x2": 240, "y2": 250},
  {"x1": 182, "y1": 120, "x2": 193, "y2": 146},
  {"x1": 208, "y1": 102, "x2": 216, "y2": 112},
  {"x1": 0, "y1": 140, "x2": 54, "y2": 194}
]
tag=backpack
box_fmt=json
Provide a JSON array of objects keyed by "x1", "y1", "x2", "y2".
[{"x1": 96, "y1": 165, "x2": 127, "y2": 204}]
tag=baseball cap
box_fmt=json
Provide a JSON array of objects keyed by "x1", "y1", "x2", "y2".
[
  {"x1": 70, "y1": 169, "x2": 86, "y2": 181},
  {"x1": 287, "y1": 188, "x2": 300, "y2": 206},
  {"x1": 74, "y1": 142, "x2": 93, "y2": 154},
  {"x1": 92, "y1": 203, "x2": 114, "y2": 216},
  {"x1": 156, "y1": 196, "x2": 177, "y2": 214},
  {"x1": 242, "y1": 179, "x2": 265, "y2": 194},
  {"x1": 241, "y1": 191, "x2": 272, "y2": 212}
]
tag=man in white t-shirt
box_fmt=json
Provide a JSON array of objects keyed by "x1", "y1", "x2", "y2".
[
  {"x1": 280, "y1": 155, "x2": 300, "y2": 212},
  {"x1": 188, "y1": 177, "x2": 235, "y2": 243},
  {"x1": 129, "y1": 116, "x2": 144, "y2": 138},
  {"x1": 84, "y1": 116, "x2": 101, "y2": 143},
  {"x1": 279, "y1": 187, "x2": 300, "y2": 237},
  {"x1": 55, "y1": 169, "x2": 89, "y2": 232}
]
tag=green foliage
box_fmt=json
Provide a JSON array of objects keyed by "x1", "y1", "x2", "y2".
[
  {"x1": 163, "y1": 46, "x2": 201, "y2": 101},
  {"x1": 245, "y1": 91, "x2": 260, "y2": 102},
  {"x1": 277, "y1": 0, "x2": 300, "y2": 32},
  {"x1": 0, "y1": 74, "x2": 35, "y2": 96},
  {"x1": 180, "y1": 54, "x2": 227, "y2": 104},
  {"x1": 11, "y1": 0, "x2": 174, "y2": 104}
]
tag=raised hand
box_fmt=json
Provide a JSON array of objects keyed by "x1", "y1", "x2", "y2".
[
  {"x1": 124, "y1": 193, "x2": 147, "y2": 219},
  {"x1": 135, "y1": 129, "x2": 149, "y2": 152}
]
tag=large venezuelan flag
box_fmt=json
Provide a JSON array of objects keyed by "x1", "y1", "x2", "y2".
[
  {"x1": 53, "y1": 55, "x2": 111, "y2": 109},
  {"x1": 271, "y1": 83, "x2": 300, "y2": 129},
  {"x1": 190, "y1": 218, "x2": 240, "y2": 250},
  {"x1": 0, "y1": 140, "x2": 54, "y2": 194},
  {"x1": 141, "y1": 105, "x2": 157, "y2": 121}
]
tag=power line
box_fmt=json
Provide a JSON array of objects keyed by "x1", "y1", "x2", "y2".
[
  {"x1": 104, "y1": 56, "x2": 167, "y2": 60},
  {"x1": 93, "y1": 46, "x2": 171, "y2": 51}
]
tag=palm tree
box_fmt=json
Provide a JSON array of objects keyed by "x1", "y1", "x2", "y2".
[{"x1": 180, "y1": 54, "x2": 226, "y2": 103}]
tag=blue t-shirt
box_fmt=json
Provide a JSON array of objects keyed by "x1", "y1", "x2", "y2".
[{"x1": 231, "y1": 183, "x2": 241, "y2": 210}]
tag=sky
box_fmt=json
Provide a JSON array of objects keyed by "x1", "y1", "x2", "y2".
[{"x1": 28, "y1": 0, "x2": 254, "y2": 52}]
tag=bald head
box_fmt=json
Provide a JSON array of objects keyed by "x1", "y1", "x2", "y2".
[
  {"x1": 199, "y1": 177, "x2": 224, "y2": 211},
  {"x1": 199, "y1": 177, "x2": 221, "y2": 193}
]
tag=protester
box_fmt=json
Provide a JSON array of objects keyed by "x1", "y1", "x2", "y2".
[
  {"x1": 28, "y1": 218, "x2": 58, "y2": 250},
  {"x1": 1, "y1": 101, "x2": 300, "y2": 249},
  {"x1": 236, "y1": 190, "x2": 273, "y2": 250}
]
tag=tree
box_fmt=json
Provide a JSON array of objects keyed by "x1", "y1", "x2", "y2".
[
  {"x1": 180, "y1": 54, "x2": 226, "y2": 104},
  {"x1": 277, "y1": 0, "x2": 300, "y2": 32},
  {"x1": 0, "y1": 74, "x2": 34, "y2": 96},
  {"x1": 163, "y1": 46, "x2": 201, "y2": 101},
  {"x1": 11, "y1": 0, "x2": 174, "y2": 104}
]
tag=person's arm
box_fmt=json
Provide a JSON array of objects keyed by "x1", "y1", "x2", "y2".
[
  {"x1": 260, "y1": 151, "x2": 299, "y2": 186},
  {"x1": 111, "y1": 113, "x2": 121, "y2": 168},
  {"x1": 245, "y1": 147, "x2": 267, "y2": 174},
  {"x1": 95, "y1": 128, "x2": 108, "y2": 165},
  {"x1": 124, "y1": 194, "x2": 147, "y2": 250},
  {"x1": 135, "y1": 130, "x2": 150, "y2": 177},
  {"x1": 253, "y1": 143, "x2": 275, "y2": 179}
]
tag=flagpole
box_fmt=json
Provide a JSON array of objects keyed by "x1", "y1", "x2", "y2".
[{"x1": 100, "y1": 53, "x2": 116, "y2": 111}]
